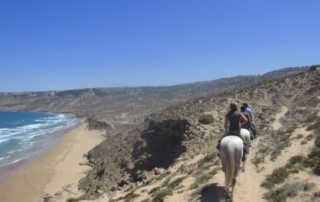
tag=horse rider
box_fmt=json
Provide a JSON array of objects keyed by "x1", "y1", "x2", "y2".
[
  {"x1": 217, "y1": 102, "x2": 249, "y2": 161},
  {"x1": 242, "y1": 103, "x2": 254, "y2": 122},
  {"x1": 242, "y1": 103, "x2": 257, "y2": 138},
  {"x1": 240, "y1": 105, "x2": 250, "y2": 129}
]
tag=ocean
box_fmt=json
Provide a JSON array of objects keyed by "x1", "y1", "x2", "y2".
[{"x1": 0, "y1": 111, "x2": 78, "y2": 168}]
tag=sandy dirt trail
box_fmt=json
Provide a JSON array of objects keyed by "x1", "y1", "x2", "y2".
[{"x1": 233, "y1": 106, "x2": 288, "y2": 201}]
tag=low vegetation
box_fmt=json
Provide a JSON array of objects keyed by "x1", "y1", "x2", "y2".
[
  {"x1": 167, "y1": 176, "x2": 186, "y2": 190},
  {"x1": 303, "y1": 119, "x2": 320, "y2": 175},
  {"x1": 110, "y1": 191, "x2": 140, "y2": 202},
  {"x1": 261, "y1": 167, "x2": 292, "y2": 189},
  {"x1": 66, "y1": 195, "x2": 87, "y2": 202},
  {"x1": 198, "y1": 114, "x2": 214, "y2": 125},
  {"x1": 196, "y1": 153, "x2": 216, "y2": 168},
  {"x1": 152, "y1": 189, "x2": 173, "y2": 202},
  {"x1": 314, "y1": 191, "x2": 320, "y2": 199},
  {"x1": 270, "y1": 132, "x2": 292, "y2": 161},
  {"x1": 264, "y1": 181, "x2": 315, "y2": 202},
  {"x1": 305, "y1": 147, "x2": 320, "y2": 175},
  {"x1": 252, "y1": 129, "x2": 294, "y2": 167},
  {"x1": 306, "y1": 117, "x2": 320, "y2": 133}
]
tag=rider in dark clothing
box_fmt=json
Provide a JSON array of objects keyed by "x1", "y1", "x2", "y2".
[{"x1": 217, "y1": 102, "x2": 249, "y2": 161}]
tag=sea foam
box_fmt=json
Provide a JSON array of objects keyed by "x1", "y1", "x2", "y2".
[{"x1": 0, "y1": 112, "x2": 78, "y2": 167}]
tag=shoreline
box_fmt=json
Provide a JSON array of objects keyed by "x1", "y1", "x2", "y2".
[
  {"x1": 0, "y1": 121, "x2": 79, "y2": 181},
  {"x1": 0, "y1": 121, "x2": 105, "y2": 202}
]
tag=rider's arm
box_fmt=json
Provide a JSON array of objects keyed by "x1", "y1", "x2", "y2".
[
  {"x1": 224, "y1": 115, "x2": 229, "y2": 129},
  {"x1": 240, "y1": 112, "x2": 248, "y2": 125}
]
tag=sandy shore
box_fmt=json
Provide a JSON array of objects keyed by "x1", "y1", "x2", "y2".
[{"x1": 0, "y1": 122, "x2": 105, "y2": 202}]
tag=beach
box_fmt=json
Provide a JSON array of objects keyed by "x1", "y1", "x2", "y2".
[{"x1": 0, "y1": 122, "x2": 105, "y2": 202}]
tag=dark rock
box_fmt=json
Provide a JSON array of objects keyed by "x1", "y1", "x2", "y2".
[{"x1": 86, "y1": 118, "x2": 112, "y2": 130}]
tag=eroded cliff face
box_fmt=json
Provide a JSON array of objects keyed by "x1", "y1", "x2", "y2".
[
  {"x1": 79, "y1": 118, "x2": 190, "y2": 196},
  {"x1": 77, "y1": 66, "x2": 320, "y2": 200}
]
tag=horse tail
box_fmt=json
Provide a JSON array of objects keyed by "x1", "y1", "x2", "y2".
[{"x1": 224, "y1": 145, "x2": 235, "y2": 187}]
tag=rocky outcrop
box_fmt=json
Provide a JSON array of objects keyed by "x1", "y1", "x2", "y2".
[
  {"x1": 86, "y1": 118, "x2": 113, "y2": 130},
  {"x1": 79, "y1": 117, "x2": 190, "y2": 196},
  {"x1": 132, "y1": 119, "x2": 189, "y2": 172}
]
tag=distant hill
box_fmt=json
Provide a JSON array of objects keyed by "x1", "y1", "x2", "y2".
[{"x1": 0, "y1": 66, "x2": 308, "y2": 126}]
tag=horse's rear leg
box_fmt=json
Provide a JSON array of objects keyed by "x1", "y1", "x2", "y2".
[
  {"x1": 224, "y1": 188, "x2": 233, "y2": 202},
  {"x1": 242, "y1": 156, "x2": 247, "y2": 172},
  {"x1": 229, "y1": 178, "x2": 236, "y2": 201},
  {"x1": 232, "y1": 178, "x2": 236, "y2": 191}
]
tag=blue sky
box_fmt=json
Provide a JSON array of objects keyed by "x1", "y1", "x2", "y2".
[{"x1": 0, "y1": 0, "x2": 319, "y2": 92}]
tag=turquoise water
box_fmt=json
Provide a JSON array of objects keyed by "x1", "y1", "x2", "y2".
[{"x1": 0, "y1": 111, "x2": 78, "y2": 167}]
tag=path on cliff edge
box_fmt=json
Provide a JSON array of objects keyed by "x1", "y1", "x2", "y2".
[
  {"x1": 233, "y1": 106, "x2": 288, "y2": 202},
  {"x1": 210, "y1": 106, "x2": 288, "y2": 202}
]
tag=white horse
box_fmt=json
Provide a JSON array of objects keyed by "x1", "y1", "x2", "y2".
[
  {"x1": 240, "y1": 128, "x2": 251, "y2": 172},
  {"x1": 219, "y1": 135, "x2": 243, "y2": 199}
]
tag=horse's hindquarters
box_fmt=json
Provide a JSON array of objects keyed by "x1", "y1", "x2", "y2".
[{"x1": 220, "y1": 136, "x2": 243, "y2": 189}]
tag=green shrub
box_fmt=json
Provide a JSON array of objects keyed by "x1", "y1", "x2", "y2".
[
  {"x1": 264, "y1": 188, "x2": 287, "y2": 202},
  {"x1": 152, "y1": 189, "x2": 173, "y2": 202},
  {"x1": 264, "y1": 182, "x2": 306, "y2": 202},
  {"x1": 295, "y1": 134, "x2": 303, "y2": 139},
  {"x1": 305, "y1": 148, "x2": 320, "y2": 175},
  {"x1": 190, "y1": 170, "x2": 210, "y2": 190},
  {"x1": 306, "y1": 118, "x2": 320, "y2": 133},
  {"x1": 303, "y1": 181, "x2": 315, "y2": 191},
  {"x1": 252, "y1": 146, "x2": 270, "y2": 167},
  {"x1": 270, "y1": 134, "x2": 291, "y2": 161},
  {"x1": 66, "y1": 195, "x2": 86, "y2": 202},
  {"x1": 305, "y1": 110, "x2": 319, "y2": 123},
  {"x1": 261, "y1": 167, "x2": 291, "y2": 189},
  {"x1": 289, "y1": 155, "x2": 306, "y2": 165},
  {"x1": 315, "y1": 135, "x2": 320, "y2": 147},
  {"x1": 306, "y1": 134, "x2": 313, "y2": 141},
  {"x1": 197, "y1": 153, "x2": 216, "y2": 168},
  {"x1": 300, "y1": 140, "x2": 308, "y2": 145},
  {"x1": 314, "y1": 191, "x2": 320, "y2": 198},
  {"x1": 167, "y1": 176, "x2": 186, "y2": 189},
  {"x1": 110, "y1": 191, "x2": 140, "y2": 202},
  {"x1": 149, "y1": 187, "x2": 160, "y2": 195},
  {"x1": 198, "y1": 114, "x2": 214, "y2": 125},
  {"x1": 286, "y1": 124, "x2": 297, "y2": 133}
]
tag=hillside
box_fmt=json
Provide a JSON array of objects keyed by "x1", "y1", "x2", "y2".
[
  {"x1": 43, "y1": 66, "x2": 319, "y2": 202},
  {"x1": 1, "y1": 65, "x2": 319, "y2": 202}
]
